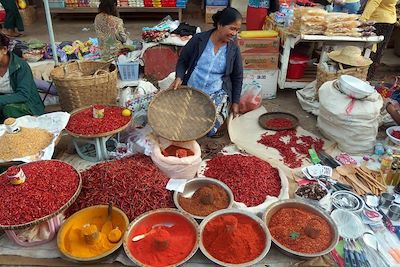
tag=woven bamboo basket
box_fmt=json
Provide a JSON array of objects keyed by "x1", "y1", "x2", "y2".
[
  {"x1": 50, "y1": 61, "x2": 118, "y2": 112},
  {"x1": 148, "y1": 86, "x2": 216, "y2": 141},
  {"x1": 316, "y1": 63, "x2": 369, "y2": 94}
]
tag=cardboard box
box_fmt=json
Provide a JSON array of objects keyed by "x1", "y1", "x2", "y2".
[
  {"x1": 205, "y1": 5, "x2": 226, "y2": 24},
  {"x1": 242, "y1": 53, "x2": 279, "y2": 70},
  {"x1": 237, "y1": 37, "x2": 280, "y2": 54},
  {"x1": 242, "y1": 69, "x2": 279, "y2": 99}
]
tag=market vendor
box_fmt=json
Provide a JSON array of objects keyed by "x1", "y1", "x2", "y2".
[
  {"x1": 360, "y1": 0, "x2": 397, "y2": 80},
  {"x1": 331, "y1": 0, "x2": 361, "y2": 14},
  {"x1": 0, "y1": 33, "x2": 44, "y2": 122},
  {"x1": 169, "y1": 7, "x2": 243, "y2": 138},
  {"x1": 94, "y1": 0, "x2": 128, "y2": 60}
]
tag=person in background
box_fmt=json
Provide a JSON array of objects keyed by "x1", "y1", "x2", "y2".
[
  {"x1": 331, "y1": 0, "x2": 361, "y2": 14},
  {"x1": 360, "y1": 0, "x2": 397, "y2": 80},
  {"x1": 0, "y1": 0, "x2": 24, "y2": 37},
  {"x1": 0, "y1": 33, "x2": 44, "y2": 122},
  {"x1": 94, "y1": 0, "x2": 128, "y2": 60},
  {"x1": 170, "y1": 7, "x2": 243, "y2": 138},
  {"x1": 247, "y1": 0, "x2": 270, "y2": 30}
]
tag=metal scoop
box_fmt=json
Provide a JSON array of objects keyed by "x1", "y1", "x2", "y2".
[{"x1": 132, "y1": 223, "x2": 174, "y2": 242}]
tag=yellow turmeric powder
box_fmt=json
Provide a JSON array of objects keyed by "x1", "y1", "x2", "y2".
[{"x1": 58, "y1": 206, "x2": 128, "y2": 259}]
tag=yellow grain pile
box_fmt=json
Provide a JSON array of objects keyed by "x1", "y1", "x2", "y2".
[{"x1": 0, "y1": 127, "x2": 53, "y2": 161}]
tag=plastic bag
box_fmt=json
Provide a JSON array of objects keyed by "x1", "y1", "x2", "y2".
[
  {"x1": 239, "y1": 81, "x2": 262, "y2": 114},
  {"x1": 151, "y1": 137, "x2": 202, "y2": 179}
]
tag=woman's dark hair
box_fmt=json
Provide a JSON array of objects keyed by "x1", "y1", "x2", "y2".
[
  {"x1": 99, "y1": 0, "x2": 118, "y2": 16},
  {"x1": 212, "y1": 7, "x2": 242, "y2": 28},
  {"x1": 0, "y1": 33, "x2": 10, "y2": 49}
]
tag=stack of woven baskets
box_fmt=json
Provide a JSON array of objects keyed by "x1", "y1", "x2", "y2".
[{"x1": 50, "y1": 61, "x2": 118, "y2": 112}]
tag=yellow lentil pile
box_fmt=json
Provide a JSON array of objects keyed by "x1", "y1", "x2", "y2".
[{"x1": 0, "y1": 127, "x2": 53, "y2": 160}]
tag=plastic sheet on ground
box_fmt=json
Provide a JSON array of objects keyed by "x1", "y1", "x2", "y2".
[
  {"x1": 228, "y1": 106, "x2": 335, "y2": 173},
  {"x1": 0, "y1": 112, "x2": 70, "y2": 163}
]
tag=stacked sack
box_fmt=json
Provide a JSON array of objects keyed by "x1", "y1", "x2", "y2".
[
  {"x1": 290, "y1": 7, "x2": 327, "y2": 35},
  {"x1": 317, "y1": 81, "x2": 383, "y2": 154},
  {"x1": 325, "y1": 13, "x2": 361, "y2": 37}
]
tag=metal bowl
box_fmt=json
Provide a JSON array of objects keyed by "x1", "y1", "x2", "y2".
[
  {"x1": 173, "y1": 177, "x2": 234, "y2": 220},
  {"x1": 123, "y1": 208, "x2": 199, "y2": 267},
  {"x1": 263, "y1": 199, "x2": 339, "y2": 259},
  {"x1": 57, "y1": 205, "x2": 129, "y2": 263},
  {"x1": 199, "y1": 209, "x2": 272, "y2": 267},
  {"x1": 331, "y1": 190, "x2": 365, "y2": 214}
]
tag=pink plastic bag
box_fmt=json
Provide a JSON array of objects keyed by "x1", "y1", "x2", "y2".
[{"x1": 239, "y1": 81, "x2": 262, "y2": 114}]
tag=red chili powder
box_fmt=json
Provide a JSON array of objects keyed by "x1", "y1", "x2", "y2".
[
  {"x1": 66, "y1": 106, "x2": 131, "y2": 136},
  {"x1": 268, "y1": 207, "x2": 333, "y2": 254},
  {"x1": 6, "y1": 166, "x2": 20, "y2": 176},
  {"x1": 204, "y1": 154, "x2": 281, "y2": 207},
  {"x1": 127, "y1": 212, "x2": 197, "y2": 267},
  {"x1": 257, "y1": 130, "x2": 324, "y2": 168},
  {"x1": 0, "y1": 161, "x2": 79, "y2": 226},
  {"x1": 265, "y1": 118, "x2": 293, "y2": 129},
  {"x1": 203, "y1": 213, "x2": 266, "y2": 264},
  {"x1": 392, "y1": 130, "x2": 400, "y2": 139},
  {"x1": 162, "y1": 145, "x2": 194, "y2": 158}
]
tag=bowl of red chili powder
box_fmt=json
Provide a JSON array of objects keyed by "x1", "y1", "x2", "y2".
[
  {"x1": 174, "y1": 177, "x2": 234, "y2": 220},
  {"x1": 123, "y1": 208, "x2": 199, "y2": 267},
  {"x1": 200, "y1": 209, "x2": 271, "y2": 266},
  {"x1": 263, "y1": 199, "x2": 339, "y2": 259},
  {"x1": 387, "y1": 126, "x2": 400, "y2": 145}
]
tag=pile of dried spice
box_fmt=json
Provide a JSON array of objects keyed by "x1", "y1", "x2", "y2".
[
  {"x1": 66, "y1": 106, "x2": 131, "y2": 136},
  {"x1": 268, "y1": 207, "x2": 333, "y2": 254},
  {"x1": 204, "y1": 154, "x2": 281, "y2": 207},
  {"x1": 178, "y1": 184, "x2": 229, "y2": 217},
  {"x1": 203, "y1": 213, "x2": 266, "y2": 264},
  {"x1": 265, "y1": 118, "x2": 293, "y2": 129},
  {"x1": 0, "y1": 127, "x2": 53, "y2": 161},
  {"x1": 67, "y1": 155, "x2": 173, "y2": 220},
  {"x1": 392, "y1": 130, "x2": 400, "y2": 139},
  {"x1": 0, "y1": 160, "x2": 79, "y2": 226},
  {"x1": 162, "y1": 145, "x2": 194, "y2": 158},
  {"x1": 257, "y1": 130, "x2": 324, "y2": 168},
  {"x1": 126, "y1": 212, "x2": 197, "y2": 267}
]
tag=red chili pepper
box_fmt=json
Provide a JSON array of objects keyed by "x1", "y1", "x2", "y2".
[
  {"x1": 257, "y1": 130, "x2": 324, "y2": 168},
  {"x1": 66, "y1": 155, "x2": 174, "y2": 220},
  {"x1": 204, "y1": 154, "x2": 281, "y2": 207},
  {"x1": 0, "y1": 161, "x2": 79, "y2": 226},
  {"x1": 66, "y1": 106, "x2": 130, "y2": 136},
  {"x1": 265, "y1": 118, "x2": 293, "y2": 129}
]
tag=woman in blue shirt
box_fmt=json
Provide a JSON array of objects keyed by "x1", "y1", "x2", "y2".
[{"x1": 170, "y1": 7, "x2": 243, "y2": 137}]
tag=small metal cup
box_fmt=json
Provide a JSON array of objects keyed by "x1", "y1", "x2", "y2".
[
  {"x1": 388, "y1": 204, "x2": 400, "y2": 221},
  {"x1": 380, "y1": 193, "x2": 395, "y2": 208}
]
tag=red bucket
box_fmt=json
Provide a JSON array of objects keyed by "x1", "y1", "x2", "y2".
[{"x1": 287, "y1": 53, "x2": 310, "y2": 79}]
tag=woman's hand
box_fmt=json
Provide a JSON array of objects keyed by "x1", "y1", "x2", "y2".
[
  {"x1": 230, "y1": 103, "x2": 239, "y2": 118},
  {"x1": 169, "y1": 77, "x2": 183, "y2": 90}
]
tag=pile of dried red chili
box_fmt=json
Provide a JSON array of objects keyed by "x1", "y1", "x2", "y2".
[
  {"x1": 126, "y1": 212, "x2": 197, "y2": 267},
  {"x1": 162, "y1": 145, "x2": 194, "y2": 158},
  {"x1": 268, "y1": 207, "x2": 333, "y2": 254},
  {"x1": 392, "y1": 130, "x2": 400, "y2": 139},
  {"x1": 178, "y1": 184, "x2": 229, "y2": 216},
  {"x1": 66, "y1": 106, "x2": 131, "y2": 136},
  {"x1": 204, "y1": 154, "x2": 281, "y2": 207},
  {"x1": 203, "y1": 213, "x2": 266, "y2": 264},
  {"x1": 257, "y1": 130, "x2": 324, "y2": 168},
  {"x1": 265, "y1": 118, "x2": 293, "y2": 129},
  {"x1": 67, "y1": 155, "x2": 173, "y2": 220},
  {"x1": 0, "y1": 160, "x2": 79, "y2": 226}
]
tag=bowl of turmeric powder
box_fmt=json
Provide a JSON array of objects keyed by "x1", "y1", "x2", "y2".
[{"x1": 57, "y1": 205, "x2": 129, "y2": 263}]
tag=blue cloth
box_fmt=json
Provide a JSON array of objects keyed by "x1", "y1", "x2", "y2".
[
  {"x1": 187, "y1": 39, "x2": 227, "y2": 95},
  {"x1": 207, "y1": 89, "x2": 229, "y2": 137},
  {"x1": 248, "y1": 0, "x2": 269, "y2": 8},
  {"x1": 332, "y1": 2, "x2": 361, "y2": 14},
  {"x1": 175, "y1": 30, "x2": 243, "y2": 104}
]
